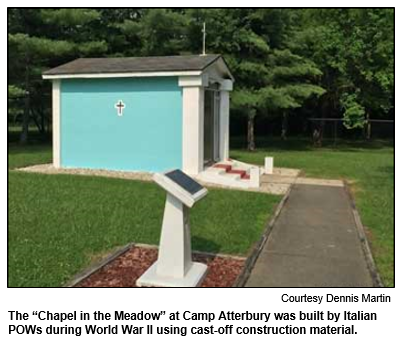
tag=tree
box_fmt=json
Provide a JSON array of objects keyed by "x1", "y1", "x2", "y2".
[
  {"x1": 262, "y1": 49, "x2": 325, "y2": 139},
  {"x1": 8, "y1": 9, "x2": 107, "y2": 143},
  {"x1": 224, "y1": 10, "x2": 324, "y2": 148},
  {"x1": 97, "y1": 9, "x2": 142, "y2": 56},
  {"x1": 293, "y1": 9, "x2": 394, "y2": 138},
  {"x1": 187, "y1": 9, "x2": 293, "y2": 150},
  {"x1": 339, "y1": 9, "x2": 394, "y2": 138},
  {"x1": 186, "y1": 9, "x2": 324, "y2": 150},
  {"x1": 119, "y1": 9, "x2": 187, "y2": 56},
  {"x1": 8, "y1": 9, "x2": 393, "y2": 146},
  {"x1": 8, "y1": 32, "x2": 75, "y2": 143}
]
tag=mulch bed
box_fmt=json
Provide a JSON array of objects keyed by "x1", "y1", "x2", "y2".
[{"x1": 76, "y1": 246, "x2": 245, "y2": 287}]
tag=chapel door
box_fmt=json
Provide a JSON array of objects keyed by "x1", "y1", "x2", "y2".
[{"x1": 204, "y1": 86, "x2": 220, "y2": 166}]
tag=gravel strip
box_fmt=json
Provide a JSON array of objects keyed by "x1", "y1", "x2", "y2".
[
  {"x1": 17, "y1": 164, "x2": 293, "y2": 195},
  {"x1": 75, "y1": 245, "x2": 246, "y2": 288}
]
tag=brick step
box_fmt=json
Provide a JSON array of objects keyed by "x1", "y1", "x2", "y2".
[
  {"x1": 213, "y1": 164, "x2": 232, "y2": 172},
  {"x1": 213, "y1": 163, "x2": 250, "y2": 181},
  {"x1": 228, "y1": 169, "x2": 247, "y2": 177}
]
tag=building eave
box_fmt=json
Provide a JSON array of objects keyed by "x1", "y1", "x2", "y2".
[{"x1": 42, "y1": 70, "x2": 204, "y2": 80}]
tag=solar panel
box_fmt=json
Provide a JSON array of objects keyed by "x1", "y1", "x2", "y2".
[{"x1": 165, "y1": 170, "x2": 204, "y2": 195}]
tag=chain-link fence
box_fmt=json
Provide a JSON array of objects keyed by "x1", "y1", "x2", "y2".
[{"x1": 308, "y1": 118, "x2": 394, "y2": 145}]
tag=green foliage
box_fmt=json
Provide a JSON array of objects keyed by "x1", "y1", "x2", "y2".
[
  {"x1": 8, "y1": 33, "x2": 75, "y2": 58},
  {"x1": 119, "y1": 9, "x2": 187, "y2": 56},
  {"x1": 185, "y1": 9, "x2": 240, "y2": 54},
  {"x1": 260, "y1": 84, "x2": 326, "y2": 111},
  {"x1": 269, "y1": 50, "x2": 323, "y2": 82},
  {"x1": 237, "y1": 28, "x2": 270, "y2": 55},
  {"x1": 40, "y1": 9, "x2": 101, "y2": 26},
  {"x1": 293, "y1": 8, "x2": 393, "y2": 128},
  {"x1": 236, "y1": 61, "x2": 270, "y2": 85},
  {"x1": 7, "y1": 8, "x2": 393, "y2": 140},
  {"x1": 341, "y1": 93, "x2": 366, "y2": 129},
  {"x1": 259, "y1": 87, "x2": 300, "y2": 109},
  {"x1": 191, "y1": 9, "x2": 326, "y2": 139},
  {"x1": 265, "y1": 49, "x2": 325, "y2": 111},
  {"x1": 8, "y1": 85, "x2": 25, "y2": 98},
  {"x1": 8, "y1": 85, "x2": 25, "y2": 122},
  {"x1": 231, "y1": 89, "x2": 261, "y2": 110},
  {"x1": 77, "y1": 40, "x2": 108, "y2": 56}
]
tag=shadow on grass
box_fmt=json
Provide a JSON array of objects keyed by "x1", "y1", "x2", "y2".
[
  {"x1": 8, "y1": 143, "x2": 51, "y2": 155},
  {"x1": 193, "y1": 236, "x2": 222, "y2": 254}
]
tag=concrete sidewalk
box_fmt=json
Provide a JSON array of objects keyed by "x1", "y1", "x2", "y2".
[{"x1": 246, "y1": 184, "x2": 374, "y2": 287}]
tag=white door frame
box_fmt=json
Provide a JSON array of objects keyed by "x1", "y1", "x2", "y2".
[
  {"x1": 219, "y1": 80, "x2": 233, "y2": 162},
  {"x1": 179, "y1": 75, "x2": 232, "y2": 175},
  {"x1": 179, "y1": 75, "x2": 208, "y2": 175},
  {"x1": 204, "y1": 86, "x2": 221, "y2": 165}
]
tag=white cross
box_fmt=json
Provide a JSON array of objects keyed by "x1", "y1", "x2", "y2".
[{"x1": 115, "y1": 100, "x2": 125, "y2": 116}]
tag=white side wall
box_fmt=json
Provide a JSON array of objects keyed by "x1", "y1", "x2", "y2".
[
  {"x1": 219, "y1": 79, "x2": 233, "y2": 161},
  {"x1": 179, "y1": 76, "x2": 208, "y2": 175},
  {"x1": 52, "y1": 80, "x2": 61, "y2": 168}
]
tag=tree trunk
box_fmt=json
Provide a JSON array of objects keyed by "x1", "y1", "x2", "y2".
[
  {"x1": 365, "y1": 111, "x2": 371, "y2": 140},
  {"x1": 281, "y1": 112, "x2": 288, "y2": 140},
  {"x1": 31, "y1": 107, "x2": 45, "y2": 134},
  {"x1": 319, "y1": 97, "x2": 328, "y2": 146},
  {"x1": 20, "y1": 92, "x2": 29, "y2": 144},
  {"x1": 31, "y1": 113, "x2": 41, "y2": 133},
  {"x1": 20, "y1": 57, "x2": 30, "y2": 144},
  {"x1": 247, "y1": 108, "x2": 256, "y2": 152},
  {"x1": 40, "y1": 107, "x2": 45, "y2": 135},
  {"x1": 320, "y1": 119, "x2": 325, "y2": 145}
]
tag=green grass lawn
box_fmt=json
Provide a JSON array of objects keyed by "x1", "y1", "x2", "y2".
[
  {"x1": 8, "y1": 144, "x2": 280, "y2": 287},
  {"x1": 231, "y1": 137, "x2": 394, "y2": 286},
  {"x1": 8, "y1": 136, "x2": 394, "y2": 287},
  {"x1": 8, "y1": 144, "x2": 52, "y2": 169}
]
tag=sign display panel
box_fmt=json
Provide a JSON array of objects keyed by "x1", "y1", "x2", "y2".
[{"x1": 165, "y1": 170, "x2": 204, "y2": 195}]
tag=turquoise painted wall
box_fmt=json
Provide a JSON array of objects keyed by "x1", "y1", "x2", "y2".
[{"x1": 60, "y1": 77, "x2": 182, "y2": 172}]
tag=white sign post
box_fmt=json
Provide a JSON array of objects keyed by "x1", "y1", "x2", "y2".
[
  {"x1": 137, "y1": 170, "x2": 208, "y2": 287},
  {"x1": 265, "y1": 157, "x2": 274, "y2": 174}
]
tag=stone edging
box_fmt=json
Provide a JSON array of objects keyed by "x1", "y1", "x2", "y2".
[
  {"x1": 134, "y1": 242, "x2": 246, "y2": 261},
  {"x1": 343, "y1": 181, "x2": 384, "y2": 287},
  {"x1": 65, "y1": 243, "x2": 247, "y2": 287},
  {"x1": 64, "y1": 243, "x2": 134, "y2": 287},
  {"x1": 233, "y1": 186, "x2": 292, "y2": 287}
]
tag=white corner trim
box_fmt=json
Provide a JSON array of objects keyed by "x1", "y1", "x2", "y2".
[
  {"x1": 219, "y1": 90, "x2": 230, "y2": 161},
  {"x1": 52, "y1": 80, "x2": 61, "y2": 168},
  {"x1": 250, "y1": 167, "x2": 261, "y2": 188},
  {"x1": 265, "y1": 157, "x2": 274, "y2": 174},
  {"x1": 216, "y1": 57, "x2": 235, "y2": 82},
  {"x1": 178, "y1": 74, "x2": 209, "y2": 87},
  {"x1": 220, "y1": 79, "x2": 233, "y2": 91},
  {"x1": 43, "y1": 70, "x2": 203, "y2": 80},
  {"x1": 182, "y1": 86, "x2": 204, "y2": 175}
]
